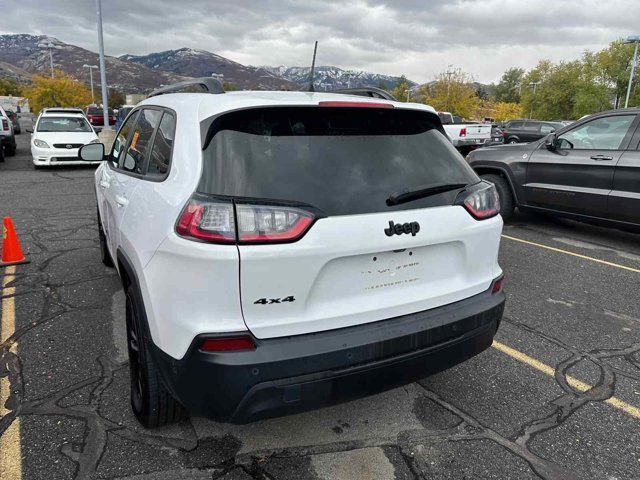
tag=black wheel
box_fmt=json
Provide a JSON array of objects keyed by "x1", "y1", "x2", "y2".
[
  {"x1": 125, "y1": 284, "x2": 184, "y2": 428},
  {"x1": 0, "y1": 146, "x2": 4, "y2": 163},
  {"x1": 6, "y1": 143, "x2": 16, "y2": 156},
  {"x1": 97, "y1": 210, "x2": 114, "y2": 267},
  {"x1": 481, "y1": 174, "x2": 515, "y2": 221},
  {"x1": 507, "y1": 138, "x2": 518, "y2": 144}
]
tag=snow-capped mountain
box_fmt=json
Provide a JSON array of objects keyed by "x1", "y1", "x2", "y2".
[
  {"x1": 121, "y1": 48, "x2": 297, "y2": 90},
  {"x1": 262, "y1": 65, "x2": 416, "y2": 90},
  {"x1": 0, "y1": 34, "x2": 184, "y2": 92}
]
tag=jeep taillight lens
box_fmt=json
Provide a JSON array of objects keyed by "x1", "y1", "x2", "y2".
[
  {"x1": 1, "y1": 118, "x2": 8, "y2": 130},
  {"x1": 459, "y1": 182, "x2": 500, "y2": 220},
  {"x1": 176, "y1": 197, "x2": 315, "y2": 244},
  {"x1": 176, "y1": 200, "x2": 236, "y2": 243},
  {"x1": 236, "y1": 204, "x2": 313, "y2": 243}
]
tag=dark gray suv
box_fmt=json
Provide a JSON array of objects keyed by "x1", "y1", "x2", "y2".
[
  {"x1": 501, "y1": 119, "x2": 564, "y2": 144},
  {"x1": 466, "y1": 108, "x2": 640, "y2": 230}
]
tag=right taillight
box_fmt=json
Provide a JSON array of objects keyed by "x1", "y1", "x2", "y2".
[
  {"x1": 1, "y1": 118, "x2": 8, "y2": 130},
  {"x1": 176, "y1": 196, "x2": 316, "y2": 244},
  {"x1": 457, "y1": 182, "x2": 500, "y2": 220}
]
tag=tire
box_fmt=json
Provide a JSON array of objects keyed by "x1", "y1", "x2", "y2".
[
  {"x1": 97, "y1": 210, "x2": 114, "y2": 267},
  {"x1": 507, "y1": 138, "x2": 518, "y2": 144},
  {"x1": 6, "y1": 143, "x2": 16, "y2": 156},
  {"x1": 125, "y1": 284, "x2": 184, "y2": 428},
  {"x1": 481, "y1": 173, "x2": 515, "y2": 221},
  {"x1": 0, "y1": 146, "x2": 4, "y2": 163}
]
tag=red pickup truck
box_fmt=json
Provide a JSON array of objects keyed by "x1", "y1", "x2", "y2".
[{"x1": 85, "y1": 106, "x2": 116, "y2": 127}]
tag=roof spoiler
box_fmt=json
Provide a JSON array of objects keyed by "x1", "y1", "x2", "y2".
[
  {"x1": 330, "y1": 87, "x2": 396, "y2": 101},
  {"x1": 148, "y1": 77, "x2": 225, "y2": 97}
]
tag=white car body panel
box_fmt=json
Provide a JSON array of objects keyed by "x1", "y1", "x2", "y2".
[
  {"x1": 94, "y1": 91, "x2": 502, "y2": 360},
  {"x1": 239, "y1": 207, "x2": 502, "y2": 339}
]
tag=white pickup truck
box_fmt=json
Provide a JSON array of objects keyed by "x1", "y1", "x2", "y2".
[{"x1": 438, "y1": 111, "x2": 492, "y2": 153}]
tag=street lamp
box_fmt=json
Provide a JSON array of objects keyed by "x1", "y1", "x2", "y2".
[
  {"x1": 95, "y1": 0, "x2": 110, "y2": 130},
  {"x1": 529, "y1": 81, "x2": 540, "y2": 119},
  {"x1": 623, "y1": 35, "x2": 640, "y2": 109},
  {"x1": 82, "y1": 64, "x2": 99, "y2": 102},
  {"x1": 37, "y1": 41, "x2": 62, "y2": 78}
]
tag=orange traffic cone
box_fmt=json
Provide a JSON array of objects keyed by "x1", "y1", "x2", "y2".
[{"x1": 1, "y1": 217, "x2": 29, "y2": 267}]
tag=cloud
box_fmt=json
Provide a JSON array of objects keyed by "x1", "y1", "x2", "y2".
[{"x1": 1, "y1": 0, "x2": 638, "y2": 83}]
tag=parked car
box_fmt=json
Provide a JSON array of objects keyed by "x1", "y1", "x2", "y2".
[
  {"x1": 5, "y1": 109, "x2": 21, "y2": 134},
  {"x1": 0, "y1": 106, "x2": 17, "y2": 158},
  {"x1": 501, "y1": 119, "x2": 564, "y2": 144},
  {"x1": 438, "y1": 111, "x2": 492, "y2": 152},
  {"x1": 85, "y1": 106, "x2": 116, "y2": 127},
  {"x1": 79, "y1": 80, "x2": 505, "y2": 427},
  {"x1": 28, "y1": 110, "x2": 100, "y2": 167},
  {"x1": 466, "y1": 108, "x2": 640, "y2": 229},
  {"x1": 115, "y1": 105, "x2": 135, "y2": 131},
  {"x1": 485, "y1": 124, "x2": 505, "y2": 146}
]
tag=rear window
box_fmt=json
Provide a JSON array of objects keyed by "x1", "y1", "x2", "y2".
[
  {"x1": 87, "y1": 107, "x2": 113, "y2": 115},
  {"x1": 199, "y1": 107, "x2": 477, "y2": 216}
]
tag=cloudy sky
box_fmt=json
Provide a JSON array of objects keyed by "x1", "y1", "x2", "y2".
[{"x1": 1, "y1": 0, "x2": 639, "y2": 83}]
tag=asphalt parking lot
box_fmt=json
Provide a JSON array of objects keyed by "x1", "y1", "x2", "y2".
[{"x1": 1, "y1": 117, "x2": 640, "y2": 480}]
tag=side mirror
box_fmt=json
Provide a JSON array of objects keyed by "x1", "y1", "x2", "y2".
[
  {"x1": 79, "y1": 143, "x2": 105, "y2": 162},
  {"x1": 544, "y1": 134, "x2": 557, "y2": 151}
]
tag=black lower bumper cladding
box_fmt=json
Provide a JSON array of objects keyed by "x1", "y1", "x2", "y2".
[{"x1": 150, "y1": 288, "x2": 505, "y2": 423}]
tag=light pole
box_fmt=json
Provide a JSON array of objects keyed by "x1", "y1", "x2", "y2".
[
  {"x1": 623, "y1": 35, "x2": 640, "y2": 109},
  {"x1": 37, "y1": 41, "x2": 61, "y2": 78},
  {"x1": 82, "y1": 64, "x2": 98, "y2": 103},
  {"x1": 95, "y1": 0, "x2": 110, "y2": 129},
  {"x1": 529, "y1": 81, "x2": 540, "y2": 119}
]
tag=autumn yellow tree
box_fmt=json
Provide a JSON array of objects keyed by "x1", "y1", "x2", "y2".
[
  {"x1": 23, "y1": 71, "x2": 93, "y2": 113},
  {"x1": 419, "y1": 68, "x2": 479, "y2": 119}
]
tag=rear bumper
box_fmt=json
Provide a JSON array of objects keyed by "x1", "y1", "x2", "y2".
[{"x1": 150, "y1": 287, "x2": 505, "y2": 423}]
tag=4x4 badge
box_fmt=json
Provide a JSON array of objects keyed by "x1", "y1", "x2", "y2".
[{"x1": 384, "y1": 221, "x2": 420, "y2": 237}]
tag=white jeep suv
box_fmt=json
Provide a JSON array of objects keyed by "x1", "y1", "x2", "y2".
[{"x1": 80, "y1": 79, "x2": 505, "y2": 427}]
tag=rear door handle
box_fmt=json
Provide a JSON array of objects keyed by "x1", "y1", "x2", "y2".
[
  {"x1": 590, "y1": 154, "x2": 613, "y2": 161},
  {"x1": 115, "y1": 195, "x2": 128, "y2": 207}
]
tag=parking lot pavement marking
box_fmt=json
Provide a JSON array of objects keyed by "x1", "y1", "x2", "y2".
[
  {"x1": 1, "y1": 265, "x2": 22, "y2": 480},
  {"x1": 501, "y1": 234, "x2": 640, "y2": 274},
  {"x1": 492, "y1": 340, "x2": 640, "y2": 420}
]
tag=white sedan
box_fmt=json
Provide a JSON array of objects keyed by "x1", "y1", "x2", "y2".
[{"x1": 30, "y1": 111, "x2": 101, "y2": 167}]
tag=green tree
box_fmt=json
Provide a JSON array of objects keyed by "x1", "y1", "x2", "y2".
[
  {"x1": 419, "y1": 68, "x2": 479, "y2": 118},
  {"x1": 391, "y1": 75, "x2": 411, "y2": 102},
  {"x1": 491, "y1": 68, "x2": 524, "y2": 103},
  {"x1": 589, "y1": 41, "x2": 640, "y2": 108},
  {"x1": 107, "y1": 88, "x2": 125, "y2": 109},
  {"x1": 0, "y1": 78, "x2": 23, "y2": 96}
]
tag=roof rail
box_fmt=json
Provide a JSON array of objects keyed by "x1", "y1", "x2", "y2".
[
  {"x1": 148, "y1": 77, "x2": 225, "y2": 98},
  {"x1": 330, "y1": 87, "x2": 396, "y2": 101}
]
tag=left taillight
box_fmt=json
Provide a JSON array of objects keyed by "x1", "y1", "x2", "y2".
[
  {"x1": 176, "y1": 196, "x2": 316, "y2": 244},
  {"x1": 459, "y1": 127, "x2": 467, "y2": 137},
  {"x1": 456, "y1": 182, "x2": 500, "y2": 220}
]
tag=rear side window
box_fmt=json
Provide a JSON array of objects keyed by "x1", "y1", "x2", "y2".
[
  {"x1": 199, "y1": 107, "x2": 477, "y2": 216},
  {"x1": 120, "y1": 109, "x2": 162, "y2": 173},
  {"x1": 147, "y1": 112, "x2": 176, "y2": 177},
  {"x1": 508, "y1": 121, "x2": 524, "y2": 128}
]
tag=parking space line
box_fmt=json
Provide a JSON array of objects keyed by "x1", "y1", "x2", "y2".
[
  {"x1": 501, "y1": 234, "x2": 640, "y2": 274},
  {"x1": 1, "y1": 265, "x2": 21, "y2": 480},
  {"x1": 492, "y1": 340, "x2": 640, "y2": 420}
]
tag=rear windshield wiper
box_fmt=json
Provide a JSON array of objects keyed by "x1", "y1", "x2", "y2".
[{"x1": 386, "y1": 183, "x2": 468, "y2": 206}]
